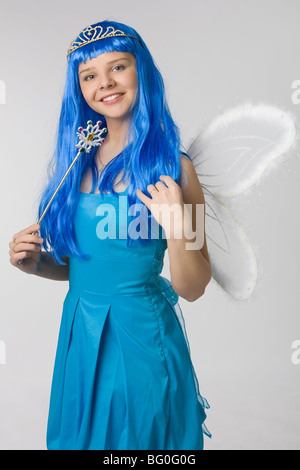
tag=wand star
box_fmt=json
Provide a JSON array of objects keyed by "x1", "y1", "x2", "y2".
[{"x1": 76, "y1": 120, "x2": 107, "y2": 153}]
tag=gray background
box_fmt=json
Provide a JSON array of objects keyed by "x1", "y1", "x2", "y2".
[{"x1": 1, "y1": 0, "x2": 300, "y2": 450}]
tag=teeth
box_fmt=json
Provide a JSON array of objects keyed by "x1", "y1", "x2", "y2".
[{"x1": 102, "y1": 94, "x2": 122, "y2": 102}]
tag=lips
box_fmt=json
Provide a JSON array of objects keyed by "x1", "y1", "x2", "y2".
[{"x1": 100, "y1": 93, "x2": 124, "y2": 102}]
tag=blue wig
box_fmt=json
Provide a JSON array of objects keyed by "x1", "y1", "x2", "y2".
[{"x1": 37, "y1": 20, "x2": 189, "y2": 264}]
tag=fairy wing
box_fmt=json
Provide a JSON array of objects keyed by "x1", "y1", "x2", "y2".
[{"x1": 188, "y1": 104, "x2": 296, "y2": 300}]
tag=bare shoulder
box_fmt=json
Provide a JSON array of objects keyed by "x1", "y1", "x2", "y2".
[{"x1": 179, "y1": 154, "x2": 205, "y2": 205}]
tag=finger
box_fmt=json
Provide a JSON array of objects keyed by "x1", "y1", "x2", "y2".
[
  {"x1": 159, "y1": 175, "x2": 177, "y2": 187},
  {"x1": 12, "y1": 233, "x2": 43, "y2": 247},
  {"x1": 25, "y1": 224, "x2": 41, "y2": 233},
  {"x1": 136, "y1": 188, "x2": 149, "y2": 201},
  {"x1": 20, "y1": 233, "x2": 43, "y2": 244},
  {"x1": 147, "y1": 184, "x2": 158, "y2": 197},
  {"x1": 12, "y1": 242, "x2": 42, "y2": 254},
  {"x1": 153, "y1": 181, "x2": 167, "y2": 191},
  {"x1": 13, "y1": 224, "x2": 41, "y2": 239},
  {"x1": 11, "y1": 251, "x2": 30, "y2": 266}
]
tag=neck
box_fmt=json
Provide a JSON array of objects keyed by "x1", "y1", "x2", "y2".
[
  {"x1": 96, "y1": 117, "x2": 132, "y2": 167},
  {"x1": 104, "y1": 117, "x2": 131, "y2": 147}
]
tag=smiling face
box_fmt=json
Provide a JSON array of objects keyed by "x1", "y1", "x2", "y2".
[{"x1": 78, "y1": 51, "x2": 138, "y2": 123}]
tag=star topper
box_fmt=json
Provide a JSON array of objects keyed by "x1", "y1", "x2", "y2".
[{"x1": 76, "y1": 120, "x2": 107, "y2": 153}]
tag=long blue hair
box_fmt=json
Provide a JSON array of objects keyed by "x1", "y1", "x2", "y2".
[{"x1": 37, "y1": 20, "x2": 187, "y2": 264}]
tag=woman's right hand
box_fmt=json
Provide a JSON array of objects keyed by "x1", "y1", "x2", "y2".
[{"x1": 9, "y1": 224, "x2": 44, "y2": 275}]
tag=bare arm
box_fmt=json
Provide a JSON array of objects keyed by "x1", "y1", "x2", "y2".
[
  {"x1": 136, "y1": 156, "x2": 212, "y2": 302},
  {"x1": 167, "y1": 155, "x2": 211, "y2": 302}
]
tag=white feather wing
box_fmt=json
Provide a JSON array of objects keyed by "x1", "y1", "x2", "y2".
[
  {"x1": 189, "y1": 104, "x2": 296, "y2": 197},
  {"x1": 188, "y1": 104, "x2": 296, "y2": 299}
]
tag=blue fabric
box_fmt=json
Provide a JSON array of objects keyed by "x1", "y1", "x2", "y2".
[{"x1": 46, "y1": 189, "x2": 210, "y2": 450}]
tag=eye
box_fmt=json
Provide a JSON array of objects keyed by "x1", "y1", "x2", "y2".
[
  {"x1": 112, "y1": 64, "x2": 125, "y2": 72},
  {"x1": 84, "y1": 74, "x2": 95, "y2": 81}
]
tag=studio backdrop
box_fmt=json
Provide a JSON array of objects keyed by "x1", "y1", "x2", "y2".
[{"x1": 1, "y1": 0, "x2": 300, "y2": 450}]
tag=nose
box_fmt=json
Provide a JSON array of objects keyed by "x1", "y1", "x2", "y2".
[{"x1": 99, "y1": 73, "x2": 115, "y2": 90}]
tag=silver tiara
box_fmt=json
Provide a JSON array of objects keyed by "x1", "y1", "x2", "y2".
[{"x1": 67, "y1": 25, "x2": 140, "y2": 57}]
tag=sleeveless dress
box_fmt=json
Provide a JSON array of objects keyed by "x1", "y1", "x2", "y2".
[{"x1": 46, "y1": 188, "x2": 210, "y2": 450}]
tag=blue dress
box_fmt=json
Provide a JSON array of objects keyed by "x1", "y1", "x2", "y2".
[{"x1": 46, "y1": 188, "x2": 210, "y2": 450}]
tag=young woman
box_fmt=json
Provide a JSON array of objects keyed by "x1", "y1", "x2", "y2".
[{"x1": 9, "y1": 20, "x2": 212, "y2": 450}]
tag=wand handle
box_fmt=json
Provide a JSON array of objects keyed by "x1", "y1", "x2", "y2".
[
  {"x1": 17, "y1": 149, "x2": 83, "y2": 265},
  {"x1": 37, "y1": 149, "x2": 83, "y2": 225}
]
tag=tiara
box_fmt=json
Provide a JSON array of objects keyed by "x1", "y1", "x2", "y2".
[{"x1": 67, "y1": 25, "x2": 141, "y2": 57}]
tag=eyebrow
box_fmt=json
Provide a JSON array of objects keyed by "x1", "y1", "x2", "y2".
[{"x1": 79, "y1": 57, "x2": 130, "y2": 75}]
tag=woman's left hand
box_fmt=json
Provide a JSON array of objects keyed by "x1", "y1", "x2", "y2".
[{"x1": 136, "y1": 175, "x2": 192, "y2": 239}]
